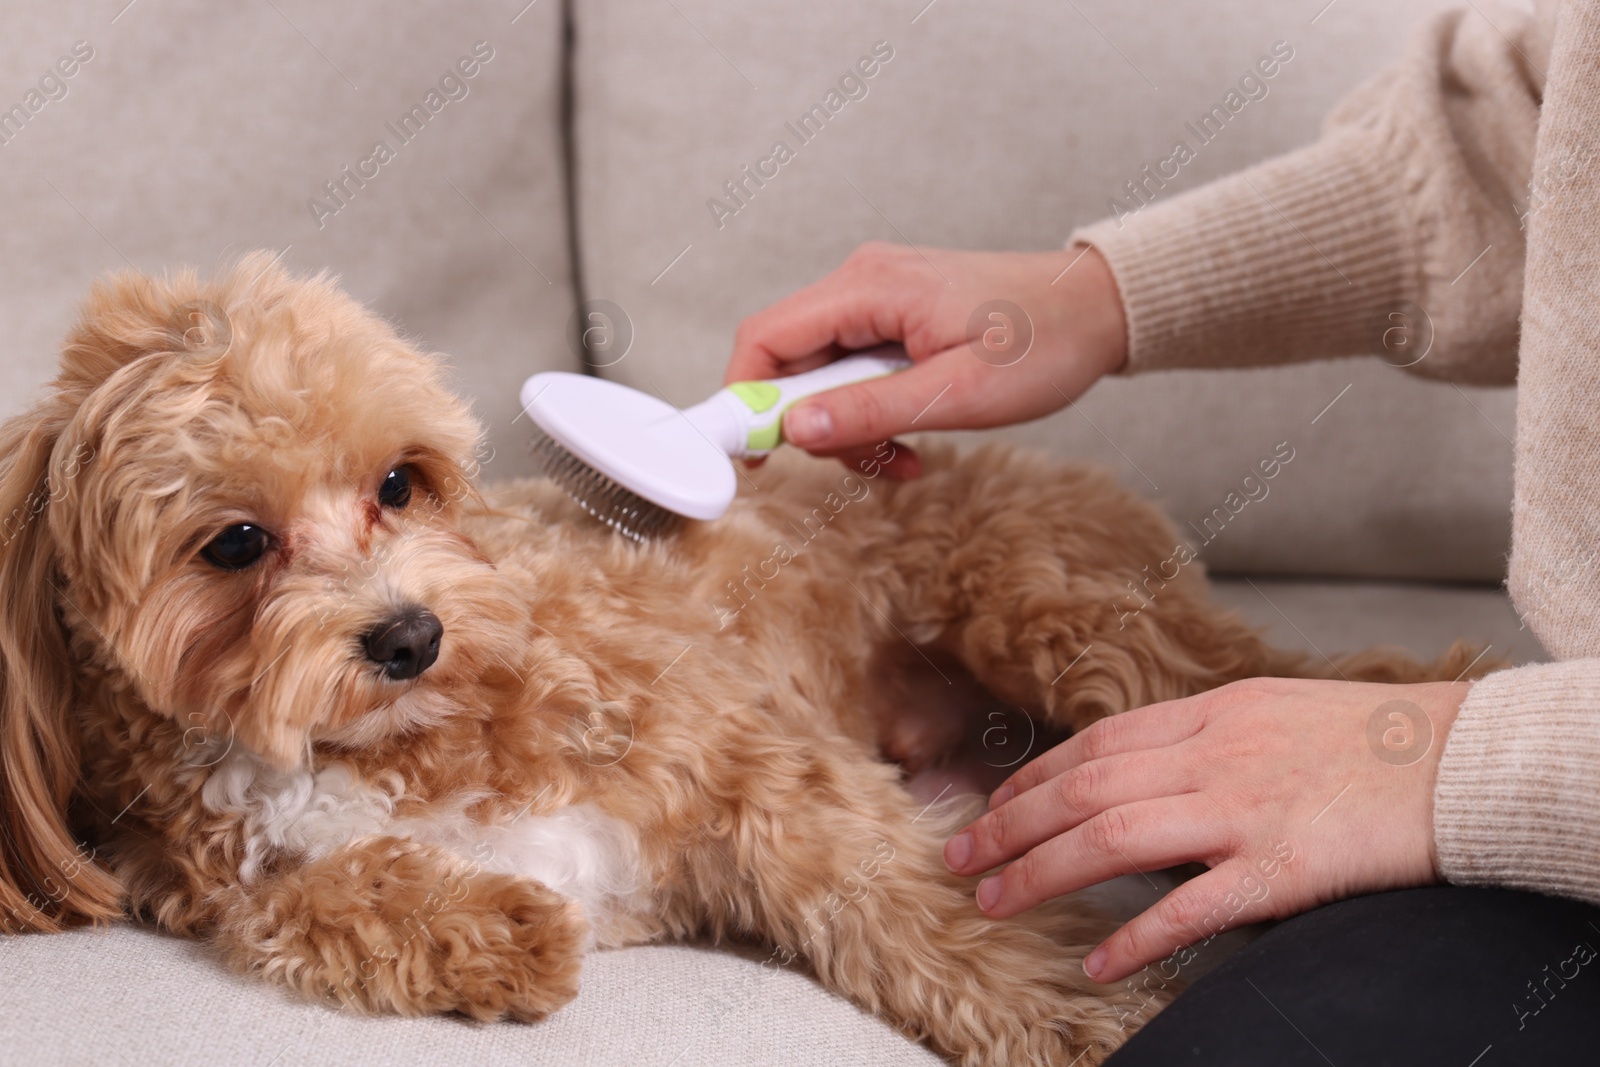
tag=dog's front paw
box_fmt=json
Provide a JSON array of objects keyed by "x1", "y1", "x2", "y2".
[
  {"x1": 216, "y1": 838, "x2": 588, "y2": 1022},
  {"x1": 431, "y1": 873, "x2": 589, "y2": 1022}
]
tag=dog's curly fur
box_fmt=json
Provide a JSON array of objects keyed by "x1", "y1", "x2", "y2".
[{"x1": 0, "y1": 255, "x2": 1498, "y2": 1065}]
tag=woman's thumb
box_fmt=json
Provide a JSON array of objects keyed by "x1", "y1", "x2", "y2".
[{"x1": 781, "y1": 354, "x2": 962, "y2": 452}]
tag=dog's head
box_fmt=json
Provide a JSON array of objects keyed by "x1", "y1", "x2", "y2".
[{"x1": 0, "y1": 253, "x2": 528, "y2": 930}]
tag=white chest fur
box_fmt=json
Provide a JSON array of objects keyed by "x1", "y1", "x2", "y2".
[{"x1": 201, "y1": 752, "x2": 649, "y2": 946}]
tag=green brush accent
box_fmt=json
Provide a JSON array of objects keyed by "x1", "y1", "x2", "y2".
[
  {"x1": 746, "y1": 420, "x2": 783, "y2": 451},
  {"x1": 727, "y1": 380, "x2": 781, "y2": 413}
]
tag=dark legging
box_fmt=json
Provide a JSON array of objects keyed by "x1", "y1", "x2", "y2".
[{"x1": 1106, "y1": 887, "x2": 1600, "y2": 1065}]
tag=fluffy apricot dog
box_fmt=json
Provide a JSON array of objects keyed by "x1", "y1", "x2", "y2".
[{"x1": 0, "y1": 256, "x2": 1486, "y2": 1065}]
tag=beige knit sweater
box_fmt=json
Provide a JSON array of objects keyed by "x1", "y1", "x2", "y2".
[{"x1": 1075, "y1": 0, "x2": 1600, "y2": 902}]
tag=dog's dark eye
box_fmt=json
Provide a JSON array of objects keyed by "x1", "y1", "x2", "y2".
[
  {"x1": 379, "y1": 466, "x2": 412, "y2": 509},
  {"x1": 201, "y1": 524, "x2": 270, "y2": 570}
]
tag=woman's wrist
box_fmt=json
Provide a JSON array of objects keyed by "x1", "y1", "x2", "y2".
[
  {"x1": 1411, "y1": 680, "x2": 1472, "y2": 877},
  {"x1": 1058, "y1": 243, "x2": 1129, "y2": 380}
]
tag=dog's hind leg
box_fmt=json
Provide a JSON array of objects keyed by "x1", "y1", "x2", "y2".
[
  {"x1": 845, "y1": 445, "x2": 1285, "y2": 732},
  {"x1": 682, "y1": 730, "x2": 1156, "y2": 1066},
  {"x1": 853, "y1": 444, "x2": 1500, "y2": 735}
]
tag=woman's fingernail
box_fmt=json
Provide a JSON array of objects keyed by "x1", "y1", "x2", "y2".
[
  {"x1": 1084, "y1": 946, "x2": 1108, "y2": 980},
  {"x1": 944, "y1": 832, "x2": 973, "y2": 871},
  {"x1": 976, "y1": 876, "x2": 1002, "y2": 911},
  {"x1": 989, "y1": 784, "x2": 1014, "y2": 810},
  {"x1": 784, "y1": 405, "x2": 833, "y2": 446}
]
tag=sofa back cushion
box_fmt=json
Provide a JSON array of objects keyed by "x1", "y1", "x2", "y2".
[
  {"x1": 0, "y1": 0, "x2": 576, "y2": 479},
  {"x1": 572, "y1": 0, "x2": 1513, "y2": 581}
]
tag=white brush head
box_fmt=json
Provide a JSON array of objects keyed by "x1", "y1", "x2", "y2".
[{"x1": 520, "y1": 373, "x2": 738, "y2": 536}]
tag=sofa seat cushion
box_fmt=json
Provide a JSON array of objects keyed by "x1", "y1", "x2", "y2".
[
  {"x1": 0, "y1": 926, "x2": 943, "y2": 1067},
  {"x1": 1209, "y1": 577, "x2": 1545, "y2": 667}
]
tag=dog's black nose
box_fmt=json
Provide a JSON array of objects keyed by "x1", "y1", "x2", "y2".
[{"x1": 364, "y1": 608, "x2": 443, "y2": 680}]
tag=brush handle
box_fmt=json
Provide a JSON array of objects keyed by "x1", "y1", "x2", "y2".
[{"x1": 683, "y1": 346, "x2": 912, "y2": 459}]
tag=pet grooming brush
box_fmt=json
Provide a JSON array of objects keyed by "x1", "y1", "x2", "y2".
[{"x1": 520, "y1": 346, "x2": 910, "y2": 541}]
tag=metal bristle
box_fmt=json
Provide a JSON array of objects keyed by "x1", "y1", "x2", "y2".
[{"x1": 529, "y1": 428, "x2": 683, "y2": 543}]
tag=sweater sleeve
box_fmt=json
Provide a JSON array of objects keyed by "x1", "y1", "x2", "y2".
[
  {"x1": 1071, "y1": 6, "x2": 1546, "y2": 383},
  {"x1": 1434, "y1": 661, "x2": 1600, "y2": 904},
  {"x1": 1432, "y1": 0, "x2": 1600, "y2": 903}
]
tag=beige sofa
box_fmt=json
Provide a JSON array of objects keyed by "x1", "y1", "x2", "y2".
[{"x1": 0, "y1": 1, "x2": 1539, "y2": 1063}]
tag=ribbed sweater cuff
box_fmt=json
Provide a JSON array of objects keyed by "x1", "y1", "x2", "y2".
[
  {"x1": 1072, "y1": 131, "x2": 1413, "y2": 374},
  {"x1": 1434, "y1": 661, "x2": 1600, "y2": 904}
]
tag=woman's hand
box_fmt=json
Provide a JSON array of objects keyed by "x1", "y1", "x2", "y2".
[
  {"x1": 724, "y1": 242, "x2": 1128, "y2": 477},
  {"x1": 943, "y1": 677, "x2": 1472, "y2": 984}
]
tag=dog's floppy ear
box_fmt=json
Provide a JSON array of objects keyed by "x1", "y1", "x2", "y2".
[{"x1": 0, "y1": 398, "x2": 122, "y2": 932}]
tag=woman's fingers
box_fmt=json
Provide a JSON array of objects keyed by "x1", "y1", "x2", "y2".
[
  {"x1": 725, "y1": 276, "x2": 877, "y2": 383},
  {"x1": 726, "y1": 337, "x2": 847, "y2": 386},
  {"x1": 1085, "y1": 860, "x2": 1274, "y2": 983},
  {"x1": 992, "y1": 698, "x2": 1207, "y2": 809},
  {"x1": 948, "y1": 747, "x2": 1195, "y2": 876},
  {"x1": 780, "y1": 346, "x2": 983, "y2": 452},
  {"x1": 972, "y1": 795, "x2": 1227, "y2": 921},
  {"x1": 726, "y1": 244, "x2": 937, "y2": 385}
]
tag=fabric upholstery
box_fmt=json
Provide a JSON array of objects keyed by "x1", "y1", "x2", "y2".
[
  {"x1": 0, "y1": 0, "x2": 578, "y2": 480},
  {"x1": 0, "y1": 925, "x2": 944, "y2": 1066},
  {"x1": 569, "y1": 0, "x2": 1516, "y2": 581}
]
